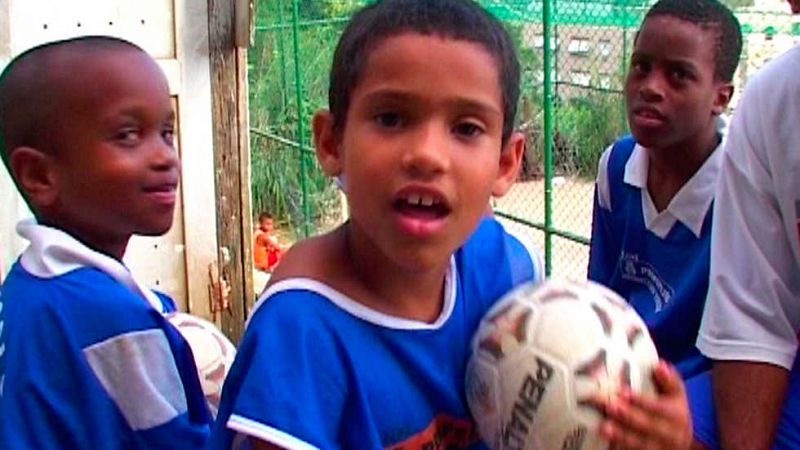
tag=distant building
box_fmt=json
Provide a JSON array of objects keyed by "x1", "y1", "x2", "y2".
[{"x1": 484, "y1": 0, "x2": 797, "y2": 108}]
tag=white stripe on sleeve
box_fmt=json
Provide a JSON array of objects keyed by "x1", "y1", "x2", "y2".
[
  {"x1": 83, "y1": 329, "x2": 188, "y2": 430},
  {"x1": 228, "y1": 415, "x2": 319, "y2": 450}
]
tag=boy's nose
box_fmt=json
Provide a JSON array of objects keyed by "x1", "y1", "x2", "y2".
[
  {"x1": 401, "y1": 124, "x2": 450, "y2": 177},
  {"x1": 150, "y1": 140, "x2": 180, "y2": 171},
  {"x1": 639, "y1": 74, "x2": 665, "y2": 102}
]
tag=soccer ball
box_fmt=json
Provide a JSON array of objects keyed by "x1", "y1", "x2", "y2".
[
  {"x1": 465, "y1": 279, "x2": 659, "y2": 450},
  {"x1": 166, "y1": 312, "x2": 236, "y2": 418}
]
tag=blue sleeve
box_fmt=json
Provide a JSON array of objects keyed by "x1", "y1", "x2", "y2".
[
  {"x1": 0, "y1": 297, "x2": 127, "y2": 450},
  {"x1": 458, "y1": 216, "x2": 544, "y2": 312},
  {"x1": 154, "y1": 290, "x2": 177, "y2": 314},
  {"x1": 215, "y1": 292, "x2": 347, "y2": 449},
  {"x1": 0, "y1": 279, "x2": 210, "y2": 450},
  {"x1": 588, "y1": 186, "x2": 618, "y2": 285}
]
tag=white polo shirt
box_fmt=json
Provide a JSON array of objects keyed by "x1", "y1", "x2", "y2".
[{"x1": 697, "y1": 45, "x2": 800, "y2": 370}]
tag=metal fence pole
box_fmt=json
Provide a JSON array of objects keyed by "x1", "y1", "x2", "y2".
[
  {"x1": 276, "y1": 0, "x2": 289, "y2": 114},
  {"x1": 290, "y1": 0, "x2": 311, "y2": 237},
  {"x1": 542, "y1": 0, "x2": 554, "y2": 276}
]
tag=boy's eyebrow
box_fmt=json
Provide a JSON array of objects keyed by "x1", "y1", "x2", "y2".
[
  {"x1": 631, "y1": 51, "x2": 701, "y2": 71},
  {"x1": 360, "y1": 90, "x2": 502, "y2": 117},
  {"x1": 108, "y1": 106, "x2": 176, "y2": 123}
]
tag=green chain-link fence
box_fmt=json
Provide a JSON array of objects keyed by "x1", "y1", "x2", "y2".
[{"x1": 249, "y1": 0, "x2": 795, "y2": 276}]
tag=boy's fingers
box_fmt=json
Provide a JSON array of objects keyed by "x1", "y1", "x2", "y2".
[
  {"x1": 653, "y1": 360, "x2": 684, "y2": 397},
  {"x1": 601, "y1": 420, "x2": 651, "y2": 450},
  {"x1": 604, "y1": 397, "x2": 654, "y2": 435}
]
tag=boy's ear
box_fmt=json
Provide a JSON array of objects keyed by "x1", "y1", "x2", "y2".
[
  {"x1": 492, "y1": 131, "x2": 525, "y2": 197},
  {"x1": 312, "y1": 110, "x2": 343, "y2": 177},
  {"x1": 712, "y1": 82, "x2": 734, "y2": 116},
  {"x1": 9, "y1": 147, "x2": 59, "y2": 208}
]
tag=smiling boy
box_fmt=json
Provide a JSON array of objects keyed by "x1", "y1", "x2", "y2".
[{"x1": 0, "y1": 37, "x2": 211, "y2": 449}]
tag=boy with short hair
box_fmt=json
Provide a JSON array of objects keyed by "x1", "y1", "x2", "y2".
[
  {"x1": 0, "y1": 37, "x2": 211, "y2": 448},
  {"x1": 588, "y1": 0, "x2": 742, "y2": 381},
  {"x1": 211, "y1": 1, "x2": 691, "y2": 449}
]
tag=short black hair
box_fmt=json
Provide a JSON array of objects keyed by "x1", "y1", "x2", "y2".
[
  {"x1": 329, "y1": 0, "x2": 520, "y2": 142},
  {"x1": 0, "y1": 36, "x2": 143, "y2": 169},
  {"x1": 644, "y1": 0, "x2": 742, "y2": 82}
]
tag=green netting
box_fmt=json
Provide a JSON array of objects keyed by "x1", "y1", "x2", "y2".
[{"x1": 250, "y1": 0, "x2": 794, "y2": 276}]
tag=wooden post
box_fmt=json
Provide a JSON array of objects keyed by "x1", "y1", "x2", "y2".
[
  {"x1": 208, "y1": 0, "x2": 252, "y2": 342},
  {"x1": 238, "y1": 47, "x2": 255, "y2": 313}
]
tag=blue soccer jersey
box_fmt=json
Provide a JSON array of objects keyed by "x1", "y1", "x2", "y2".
[
  {"x1": 0, "y1": 221, "x2": 211, "y2": 449},
  {"x1": 588, "y1": 135, "x2": 724, "y2": 379},
  {"x1": 208, "y1": 217, "x2": 544, "y2": 450}
]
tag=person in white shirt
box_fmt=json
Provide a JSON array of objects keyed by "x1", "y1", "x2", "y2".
[{"x1": 696, "y1": 0, "x2": 800, "y2": 448}]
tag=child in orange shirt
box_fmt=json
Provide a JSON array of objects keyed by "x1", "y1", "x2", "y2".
[{"x1": 253, "y1": 213, "x2": 283, "y2": 271}]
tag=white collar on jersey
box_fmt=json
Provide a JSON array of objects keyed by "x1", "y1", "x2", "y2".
[
  {"x1": 247, "y1": 256, "x2": 457, "y2": 331},
  {"x1": 623, "y1": 116, "x2": 727, "y2": 239},
  {"x1": 16, "y1": 219, "x2": 166, "y2": 313}
]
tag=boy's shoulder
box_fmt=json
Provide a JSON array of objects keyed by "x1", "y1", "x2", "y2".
[
  {"x1": 605, "y1": 135, "x2": 637, "y2": 164},
  {"x1": 2, "y1": 261, "x2": 168, "y2": 347},
  {"x1": 4, "y1": 260, "x2": 153, "y2": 309},
  {"x1": 596, "y1": 135, "x2": 639, "y2": 208},
  {"x1": 266, "y1": 232, "x2": 335, "y2": 285},
  {"x1": 747, "y1": 45, "x2": 800, "y2": 96}
]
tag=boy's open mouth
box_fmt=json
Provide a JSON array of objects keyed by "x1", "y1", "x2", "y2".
[{"x1": 393, "y1": 192, "x2": 450, "y2": 220}]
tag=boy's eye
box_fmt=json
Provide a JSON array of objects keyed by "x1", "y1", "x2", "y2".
[
  {"x1": 631, "y1": 60, "x2": 650, "y2": 74},
  {"x1": 453, "y1": 121, "x2": 484, "y2": 138},
  {"x1": 162, "y1": 126, "x2": 175, "y2": 145},
  {"x1": 374, "y1": 112, "x2": 404, "y2": 129},
  {"x1": 671, "y1": 68, "x2": 691, "y2": 82},
  {"x1": 115, "y1": 128, "x2": 141, "y2": 145}
]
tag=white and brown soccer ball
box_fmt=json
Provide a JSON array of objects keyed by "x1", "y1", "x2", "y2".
[
  {"x1": 166, "y1": 312, "x2": 236, "y2": 418},
  {"x1": 466, "y1": 279, "x2": 658, "y2": 450}
]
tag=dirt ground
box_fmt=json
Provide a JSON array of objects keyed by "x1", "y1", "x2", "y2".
[{"x1": 493, "y1": 176, "x2": 595, "y2": 281}]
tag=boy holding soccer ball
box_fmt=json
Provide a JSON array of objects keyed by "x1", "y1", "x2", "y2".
[
  {"x1": 0, "y1": 37, "x2": 212, "y2": 448},
  {"x1": 208, "y1": 1, "x2": 544, "y2": 448},
  {"x1": 587, "y1": 0, "x2": 742, "y2": 447},
  {"x1": 210, "y1": 1, "x2": 693, "y2": 449}
]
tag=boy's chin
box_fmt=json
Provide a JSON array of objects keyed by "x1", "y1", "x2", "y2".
[
  {"x1": 630, "y1": 130, "x2": 667, "y2": 150},
  {"x1": 135, "y1": 221, "x2": 175, "y2": 237}
]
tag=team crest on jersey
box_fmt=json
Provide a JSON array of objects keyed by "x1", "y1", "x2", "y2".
[{"x1": 619, "y1": 251, "x2": 674, "y2": 312}]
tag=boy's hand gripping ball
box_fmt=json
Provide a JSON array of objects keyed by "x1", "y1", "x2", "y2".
[{"x1": 466, "y1": 279, "x2": 658, "y2": 450}]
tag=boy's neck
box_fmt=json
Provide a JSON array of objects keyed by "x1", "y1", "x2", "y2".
[
  {"x1": 335, "y1": 224, "x2": 449, "y2": 323},
  {"x1": 645, "y1": 123, "x2": 720, "y2": 212},
  {"x1": 38, "y1": 216, "x2": 129, "y2": 261}
]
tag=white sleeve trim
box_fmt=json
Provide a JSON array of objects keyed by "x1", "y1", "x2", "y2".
[
  {"x1": 595, "y1": 145, "x2": 614, "y2": 211},
  {"x1": 696, "y1": 334, "x2": 796, "y2": 370},
  {"x1": 228, "y1": 415, "x2": 319, "y2": 450}
]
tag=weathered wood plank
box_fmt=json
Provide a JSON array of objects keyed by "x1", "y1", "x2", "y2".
[{"x1": 208, "y1": 0, "x2": 251, "y2": 342}]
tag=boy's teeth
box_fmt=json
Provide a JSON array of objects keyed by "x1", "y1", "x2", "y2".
[
  {"x1": 421, "y1": 195, "x2": 434, "y2": 206},
  {"x1": 408, "y1": 194, "x2": 421, "y2": 205}
]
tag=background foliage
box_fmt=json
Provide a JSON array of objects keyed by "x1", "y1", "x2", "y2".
[{"x1": 249, "y1": 0, "x2": 793, "y2": 275}]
